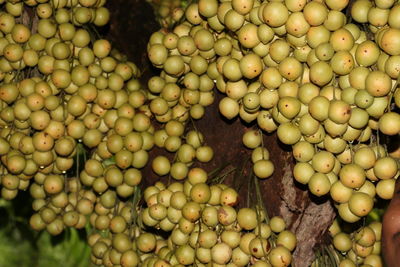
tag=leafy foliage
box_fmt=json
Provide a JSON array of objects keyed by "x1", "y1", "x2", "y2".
[{"x1": 0, "y1": 196, "x2": 91, "y2": 267}]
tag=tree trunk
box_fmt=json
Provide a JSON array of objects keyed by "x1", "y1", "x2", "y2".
[{"x1": 105, "y1": 1, "x2": 336, "y2": 266}]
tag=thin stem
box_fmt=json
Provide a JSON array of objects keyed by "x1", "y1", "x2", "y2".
[
  {"x1": 190, "y1": 116, "x2": 203, "y2": 146},
  {"x1": 376, "y1": 129, "x2": 381, "y2": 158},
  {"x1": 254, "y1": 175, "x2": 269, "y2": 224},
  {"x1": 129, "y1": 186, "x2": 141, "y2": 238},
  {"x1": 207, "y1": 162, "x2": 230, "y2": 180},
  {"x1": 387, "y1": 76, "x2": 400, "y2": 112},
  {"x1": 208, "y1": 165, "x2": 236, "y2": 185}
]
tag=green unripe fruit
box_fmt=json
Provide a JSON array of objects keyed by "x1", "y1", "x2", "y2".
[
  {"x1": 269, "y1": 246, "x2": 292, "y2": 266},
  {"x1": 0, "y1": 13, "x2": 15, "y2": 34},
  {"x1": 253, "y1": 159, "x2": 274, "y2": 179},
  {"x1": 277, "y1": 230, "x2": 297, "y2": 252},
  {"x1": 191, "y1": 137, "x2": 210, "y2": 156},
  {"x1": 328, "y1": 100, "x2": 351, "y2": 124},
  {"x1": 356, "y1": 40, "x2": 380, "y2": 66},
  {"x1": 278, "y1": 96, "x2": 301, "y2": 119},
  {"x1": 298, "y1": 114, "x2": 319, "y2": 136},
  {"x1": 73, "y1": 7, "x2": 92, "y2": 24},
  {"x1": 93, "y1": 7, "x2": 110, "y2": 26},
  {"x1": 365, "y1": 70, "x2": 392, "y2": 97},
  {"x1": 348, "y1": 192, "x2": 374, "y2": 217},
  {"x1": 251, "y1": 147, "x2": 270, "y2": 163},
  {"x1": 310, "y1": 61, "x2": 333, "y2": 86},
  {"x1": 261, "y1": 68, "x2": 282, "y2": 90},
  {"x1": 72, "y1": 29, "x2": 91, "y2": 48},
  {"x1": 223, "y1": 58, "x2": 242, "y2": 81},
  {"x1": 277, "y1": 122, "x2": 301, "y2": 145},
  {"x1": 308, "y1": 96, "x2": 330, "y2": 121},
  {"x1": 330, "y1": 181, "x2": 353, "y2": 203},
  {"x1": 211, "y1": 243, "x2": 233, "y2": 264},
  {"x1": 1, "y1": 174, "x2": 19, "y2": 190},
  {"x1": 379, "y1": 112, "x2": 400, "y2": 135},
  {"x1": 338, "y1": 202, "x2": 361, "y2": 223},
  {"x1": 351, "y1": 0, "x2": 373, "y2": 23},
  {"x1": 12, "y1": 24, "x2": 30, "y2": 44},
  {"x1": 348, "y1": 107, "x2": 369, "y2": 129},
  {"x1": 197, "y1": 229, "x2": 217, "y2": 249},
  {"x1": 164, "y1": 55, "x2": 185, "y2": 77},
  {"x1": 52, "y1": 42, "x2": 71, "y2": 60},
  {"x1": 46, "y1": 218, "x2": 64, "y2": 236},
  {"x1": 194, "y1": 29, "x2": 214, "y2": 51},
  {"x1": 312, "y1": 151, "x2": 335, "y2": 174},
  {"x1": 376, "y1": 179, "x2": 395, "y2": 199},
  {"x1": 315, "y1": 42, "x2": 335, "y2": 61},
  {"x1": 237, "y1": 208, "x2": 258, "y2": 230},
  {"x1": 44, "y1": 175, "x2": 64, "y2": 195},
  {"x1": 198, "y1": 0, "x2": 218, "y2": 18},
  {"x1": 304, "y1": 1, "x2": 328, "y2": 26},
  {"x1": 182, "y1": 201, "x2": 201, "y2": 222},
  {"x1": 330, "y1": 28, "x2": 354, "y2": 51},
  {"x1": 3, "y1": 43, "x2": 23, "y2": 62},
  {"x1": 340, "y1": 163, "x2": 366, "y2": 189},
  {"x1": 242, "y1": 130, "x2": 262, "y2": 149},
  {"x1": 279, "y1": 57, "x2": 303, "y2": 81},
  {"x1": 308, "y1": 172, "x2": 331, "y2": 196},
  {"x1": 263, "y1": 2, "x2": 289, "y2": 27},
  {"x1": 286, "y1": 12, "x2": 310, "y2": 37},
  {"x1": 232, "y1": 0, "x2": 254, "y2": 15},
  {"x1": 37, "y1": 19, "x2": 57, "y2": 38},
  {"x1": 240, "y1": 53, "x2": 263, "y2": 79},
  {"x1": 57, "y1": 23, "x2": 75, "y2": 41},
  {"x1": 219, "y1": 97, "x2": 239, "y2": 120},
  {"x1": 90, "y1": 39, "x2": 110, "y2": 58},
  {"x1": 190, "y1": 183, "x2": 211, "y2": 204},
  {"x1": 152, "y1": 156, "x2": 171, "y2": 176},
  {"x1": 331, "y1": 51, "x2": 354, "y2": 75},
  {"x1": 324, "y1": 10, "x2": 346, "y2": 31},
  {"x1": 214, "y1": 37, "x2": 232, "y2": 56},
  {"x1": 71, "y1": 66, "x2": 90, "y2": 87},
  {"x1": 379, "y1": 28, "x2": 400, "y2": 55},
  {"x1": 333, "y1": 232, "x2": 352, "y2": 252},
  {"x1": 224, "y1": 9, "x2": 245, "y2": 32},
  {"x1": 175, "y1": 245, "x2": 195, "y2": 265},
  {"x1": 293, "y1": 162, "x2": 314, "y2": 184},
  {"x1": 374, "y1": 156, "x2": 398, "y2": 180}
]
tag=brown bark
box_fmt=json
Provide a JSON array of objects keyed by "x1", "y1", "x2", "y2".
[
  {"x1": 105, "y1": 0, "x2": 160, "y2": 81},
  {"x1": 105, "y1": 1, "x2": 336, "y2": 266},
  {"x1": 260, "y1": 141, "x2": 335, "y2": 267},
  {"x1": 382, "y1": 180, "x2": 400, "y2": 266}
]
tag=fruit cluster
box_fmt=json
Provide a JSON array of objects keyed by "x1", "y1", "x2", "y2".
[
  {"x1": 0, "y1": 0, "x2": 148, "y2": 236},
  {"x1": 324, "y1": 219, "x2": 383, "y2": 266},
  {"x1": 146, "y1": 0, "x2": 400, "y2": 224},
  {"x1": 147, "y1": 0, "x2": 185, "y2": 28},
  {"x1": 0, "y1": 1, "x2": 294, "y2": 266},
  {"x1": 89, "y1": 177, "x2": 297, "y2": 266}
]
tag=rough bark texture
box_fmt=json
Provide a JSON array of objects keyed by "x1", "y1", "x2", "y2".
[{"x1": 105, "y1": 1, "x2": 336, "y2": 266}]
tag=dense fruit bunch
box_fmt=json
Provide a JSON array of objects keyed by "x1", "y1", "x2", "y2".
[
  {"x1": 146, "y1": 0, "x2": 400, "y2": 224},
  {"x1": 321, "y1": 219, "x2": 383, "y2": 266},
  {"x1": 88, "y1": 177, "x2": 297, "y2": 267},
  {"x1": 0, "y1": 1, "x2": 293, "y2": 266},
  {"x1": 0, "y1": 0, "x2": 150, "y2": 235}
]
